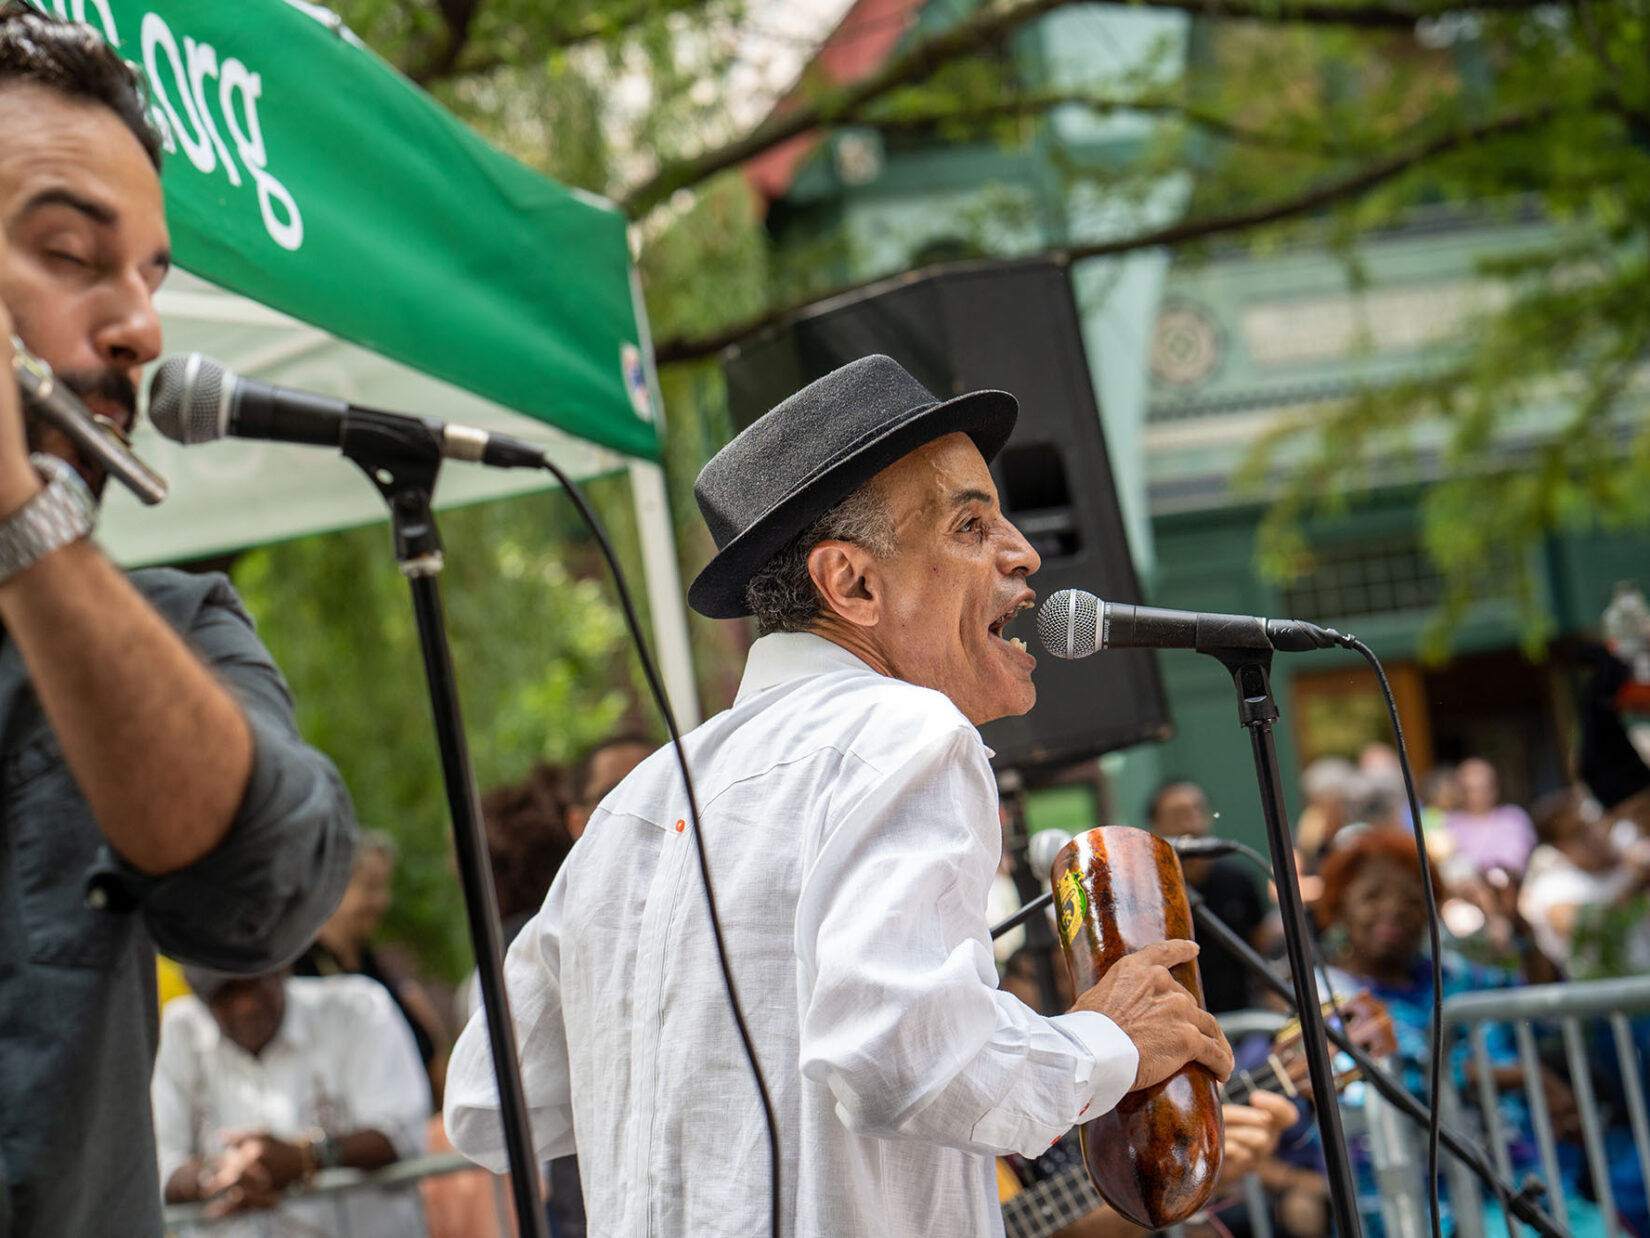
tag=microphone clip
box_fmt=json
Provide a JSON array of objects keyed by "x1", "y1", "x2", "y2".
[{"x1": 340, "y1": 410, "x2": 446, "y2": 574}]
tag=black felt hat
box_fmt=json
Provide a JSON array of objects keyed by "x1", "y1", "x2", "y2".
[{"x1": 688, "y1": 354, "x2": 1017, "y2": 619}]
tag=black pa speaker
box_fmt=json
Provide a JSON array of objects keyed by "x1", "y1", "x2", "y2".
[{"x1": 721, "y1": 256, "x2": 1173, "y2": 774}]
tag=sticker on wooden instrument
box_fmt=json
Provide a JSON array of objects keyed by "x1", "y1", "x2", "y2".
[{"x1": 1055, "y1": 871, "x2": 1087, "y2": 945}]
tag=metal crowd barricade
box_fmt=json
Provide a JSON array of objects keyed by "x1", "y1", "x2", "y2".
[
  {"x1": 1207, "y1": 1008, "x2": 1296, "y2": 1238},
  {"x1": 1440, "y1": 974, "x2": 1650, "y2": 1238},
  {"x1": 162, "y1": 1150, "x2": 512, "y2": 1238}
]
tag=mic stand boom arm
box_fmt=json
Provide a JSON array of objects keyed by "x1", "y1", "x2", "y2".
[
  {"x1": 339, "y1": 412, "x2": 548, "y2": 1238},
  {"x1": 1184, "y1": 888, "x2": 1566, "y2": 1237}
]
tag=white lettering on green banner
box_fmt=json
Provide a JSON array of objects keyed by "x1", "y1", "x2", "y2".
[
  {"x1": 39, "y1": 0, "x2": 301, "y2": 250},
  {"x1": 34, "y1": 0, "x2": 660, "y2": 460}
]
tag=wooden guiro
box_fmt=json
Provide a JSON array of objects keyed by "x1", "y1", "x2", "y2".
[{"x1": 1049, "y1": 826, "x2": 1224, "y2": 1228}]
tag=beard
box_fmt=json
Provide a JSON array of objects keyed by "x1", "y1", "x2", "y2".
[{"x1": 22, "y1": 367, "x2": 138, "y2": 501}]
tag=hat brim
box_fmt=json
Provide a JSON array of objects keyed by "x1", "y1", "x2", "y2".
[{"x1": 688, "y1": 388, "x2": 1017, "y2": 619}]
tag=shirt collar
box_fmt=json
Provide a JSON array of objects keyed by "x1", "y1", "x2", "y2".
[
  {"x1": 733, "y1": 632, "x2": 993, "y2": 755},
  {"x1": 735, "y1": 631, "x2": 882, "y2": 703},
  {"x1": 266, "y1": 980, "x2": 308, "y2": 1055}
]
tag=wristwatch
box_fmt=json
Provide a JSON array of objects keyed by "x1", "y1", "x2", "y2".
[
  {"x1": 314, "y1": 1131, "x2": 342, "y2": 1170},
  {"x1": 0, "y1": 453, "x2": 95, "y2": 585}
]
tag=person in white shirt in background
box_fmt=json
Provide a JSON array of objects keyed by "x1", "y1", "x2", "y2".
[
  {"x1": 445, "y1": 354, "x2": 1233, "y2": 1236},
  {"x1": 1519, "y1": 785, "x2": 1650, "y2": 977},
  {"x1": 153, "y1": 967, "x2": 430, "y2": 1238}
]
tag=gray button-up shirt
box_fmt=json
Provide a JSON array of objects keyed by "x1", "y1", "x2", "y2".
[{"x1": 0, "y1": 568, "x2": 358, "y2": 1238}]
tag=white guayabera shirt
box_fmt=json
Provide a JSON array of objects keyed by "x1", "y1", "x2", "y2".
[
  {"x1": 153, "y1": 975, "x2": 431, "y2": 1238},
  {"x1": 446, "y1": 632, "x2": 1139, "y2": 1237}
]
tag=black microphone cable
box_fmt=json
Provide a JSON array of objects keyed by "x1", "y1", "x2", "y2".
[
  {"x1": 1342, "y1": 636, "x2": 1452, "y2": 1238},
  {"x1": 533, "y1": 453, "x2": 781, "y2": 1238},
  {"x1": 1277, "y1": 631, "x2": 1454, "y2": 1238}
]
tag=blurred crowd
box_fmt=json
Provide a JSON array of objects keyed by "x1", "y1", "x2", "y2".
[
  {"x1": 153, "y1": 734, "x2": 656, "y2": 1238},
  {"x1": 149, "y1": 652, "x2": 1650, "y2": 1238}
]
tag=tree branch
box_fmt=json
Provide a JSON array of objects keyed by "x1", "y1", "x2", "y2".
[
  {"x1": 405, "y1": 0, "x2": 726, "y2": 84},
  {"x1": 1058, "y1": 105, "x2": 1554, "y2": 261},
  {"x1": 620, "y1": 0, "x2": 1564, "y2": 215},
  {"x1": 537, "y1": 0, "x2": 724, "y2": 52},
  {"x1": 406, "y1": 0, "x2": 482, "y2": 86},
  {"x1": 1569, "y1": 0, "x2": 1650, "y2": 147},
  {"x1": 651, "y1": 105, "x2": 1557, "y2": 365},
  {"x1": 867, "y1": 91, "x2": 1349, "y2": 155}
]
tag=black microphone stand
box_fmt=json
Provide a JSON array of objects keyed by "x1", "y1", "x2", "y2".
[
  {"x1": 341, "y1": 412, "x2": 548, "y2": 1238},
  {"x1": 1200, "y1": 627, "x2": 1363, "y2": 1238}
]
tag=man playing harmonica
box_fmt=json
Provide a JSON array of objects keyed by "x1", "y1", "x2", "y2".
[{"x1": 0, "y1": 8, "x2": 356, "y2": 1233}]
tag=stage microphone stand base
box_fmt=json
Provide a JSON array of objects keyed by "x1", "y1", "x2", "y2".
[
  {"x1": 1206, "y1": 641, "x2": 1364, "y2": 1238},
  {"x1": 343, "y1": 414, "x2": 548, "y2": 1238}
]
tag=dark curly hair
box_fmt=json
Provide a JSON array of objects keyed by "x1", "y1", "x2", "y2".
[
  {"x1": 0, "y1": 2, "x2": 162, "y2": 169},
  {"x1": 1315, "y1": 826, "x2": 1441, "y2": 930},
  {"x1": 1143, "y1": 776, "x2": 1202, "y2": 827},
  {"x1": 481, "y1": 762, "x2": 575, "y2": 927}
]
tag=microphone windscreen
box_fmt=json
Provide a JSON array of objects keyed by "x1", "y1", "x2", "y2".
[
  {"x1": 1037, "y1": 588, "x2": 1100, "y2": 660},
  {"x1": 1027, "y1": 827, "x2": 1075, "y2": 877},
  {"x1": 148, "y1": 354, "x2": 229, "y2": 445}
]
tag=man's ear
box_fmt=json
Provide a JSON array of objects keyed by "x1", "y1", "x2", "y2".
[{"x1": 808, "y1": 540, "x2": 881, "y2": 628}]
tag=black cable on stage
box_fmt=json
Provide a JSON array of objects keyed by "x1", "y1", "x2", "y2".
[
  {"x1": 1345, "y1": 637, "x2": 1448, "y2": 1238},
  {"x1": 1216, "y1": 838, "x2": 1357, "y2": 1049},
  {"x1": 537, "y1": 456, "x2": 781, "y2": 1238},
  {"x1": 1207, "y1": 837, "x2": 1273, "y2": 882}
]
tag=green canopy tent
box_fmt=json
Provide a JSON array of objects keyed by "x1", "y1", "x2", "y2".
[{"x1": 42, "y1": 0, "x2": 698, "y2": 724}]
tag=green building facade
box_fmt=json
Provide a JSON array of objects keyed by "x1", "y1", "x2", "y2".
[{"x1": 756, "y1": 1, "x2": 1649, "y2": 851}]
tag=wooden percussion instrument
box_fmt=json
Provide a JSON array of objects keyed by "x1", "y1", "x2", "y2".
[{"x1": 1049, "y1": 825, "x2": 1224, "y2": 1228}]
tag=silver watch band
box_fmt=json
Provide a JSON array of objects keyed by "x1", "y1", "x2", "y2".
[{"x1": 0, "y1": 453, "x2": 96, "y2": 585}]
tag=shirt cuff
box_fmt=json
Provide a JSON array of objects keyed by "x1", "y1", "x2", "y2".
[{"x1": 1055, "y1": 1009, "x2": 1139, "y2": 1119}]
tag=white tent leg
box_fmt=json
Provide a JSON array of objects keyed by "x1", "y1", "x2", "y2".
[{"x1": 628, "y1": 459, "x2": 701, "y2": 730}]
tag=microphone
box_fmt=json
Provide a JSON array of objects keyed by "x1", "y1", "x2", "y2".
[
  {"x1": 1027, "y1": 828, "x2": 1074, "y2": 876},
  {"x1": 11, "y1": 337, "x2": 168, "y2": 505},
  {"x1": 1028, "y1": 826, "x2": 1238, "y2": 869},
  {"x1": 148, "y1": 353, "x2": 547, "y2": 470},
  {"x1": 1036, "y1": 588, "x2": 1345, "y2": 658},
  {"x1": 1167, "y1": 835, "x2": 1240, "y2": 858}
]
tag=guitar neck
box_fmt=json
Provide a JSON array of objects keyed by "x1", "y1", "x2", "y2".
[
  {"x1": 1000, "y1": 1163, "x2": 1104, "y2": 1238},
  {"x1": 1221, "y1": 1057, "x2": 1292, "y2": 1107}
]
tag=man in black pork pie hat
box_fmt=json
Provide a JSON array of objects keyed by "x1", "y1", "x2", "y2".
[{"x1": 446, "y1": 355, "x2": 1232, "y2": 1235}]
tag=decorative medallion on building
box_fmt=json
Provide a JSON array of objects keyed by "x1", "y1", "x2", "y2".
[
  {"x1": 1150, "y1": 302, "x2": 1222, "y2": 387},
  {"x1": 833, "y1": 130, "x2": 884, "y2": 186}
]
